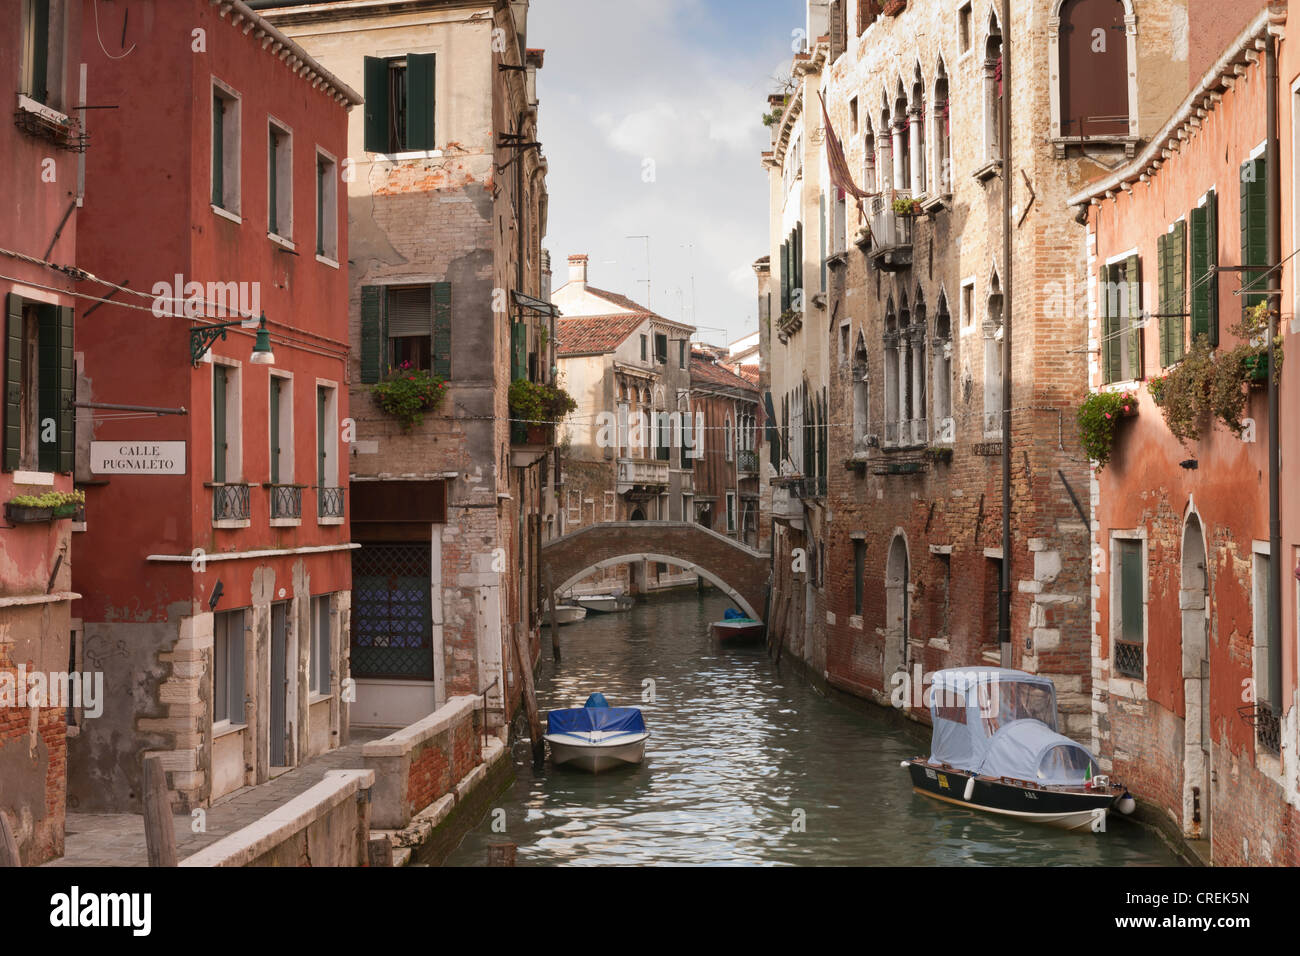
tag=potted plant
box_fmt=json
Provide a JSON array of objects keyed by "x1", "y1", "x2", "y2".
[
  {"x1": 1077, "y1": 389, "x2": 1137, "y2": 470},
  {"x1": 52, "y1": 489, "x2": 85, "y2": 518},
  {"x1": 892, "y1": 196, "x2": 922, "y2": 217},
  {"x1": 5, "y1": 489, "x2": 83, "y2": 524},
  {"x1": 509, "y1": 378, "x2": 577, "y2": 442},
  {"x1": 1233, "y1": 301, "x2": 1282, "y2": 388},
  {"x1": 370, "y1": 362, "x2": 448, "y2": 430}
]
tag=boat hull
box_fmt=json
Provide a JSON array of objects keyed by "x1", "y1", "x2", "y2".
[
  {"x1": 906, "y1": 759, "x2": 1119, "y2": 833},
  {"x1": 710, "y1": 620, "x2": 765, "y2": 644},
  {"x1": 545, "y1": 732, "x2": 649, "y2": 773},
  {"x1": 542, "y1": 605, "x2": 587, "y2": 626},
  {"x1": 575, "y1": 595, "x2": 634, "y2": 614}
]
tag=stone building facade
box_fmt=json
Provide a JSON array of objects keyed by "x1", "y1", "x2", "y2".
[
  {"x1": 764, "y1": 0, "x2": 1192, "y2": 737},
  {"x1": 259, "y1": 0, "x2": 553, "y2": 732},
  {"x1": 690, "y1": 351, "x2": 764, "y2": 550}
]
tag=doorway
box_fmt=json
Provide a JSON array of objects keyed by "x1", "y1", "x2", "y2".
[
  {"x1": 884, "y1": 534, "x2": 910, "y2": 680},
  {"x1": 270, "y1": 602, "x2": 290, "y2": 769},
  {"x1": 1180, "y1": 515, "x2": 1210, "y2": 844}
]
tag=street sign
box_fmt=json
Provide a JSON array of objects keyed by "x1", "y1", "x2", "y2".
[{"x1": 90, "y1": 441, "x2": 186, "y2": 475}]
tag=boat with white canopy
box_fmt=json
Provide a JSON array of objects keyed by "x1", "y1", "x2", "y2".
[{"x1": 902, "y1": 668, "x2": 1134, "y2": 833}]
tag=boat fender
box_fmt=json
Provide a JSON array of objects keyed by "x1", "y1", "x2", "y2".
[
  {"x1": 1117, "y1": 791, "x2": 1136, "y2": 815},
  {"x1": 900, "y1": 761, "x2": 910, "y2": 768},
  {"x1": 963, "y1": 776, "x2": 976, "y2": 802}
]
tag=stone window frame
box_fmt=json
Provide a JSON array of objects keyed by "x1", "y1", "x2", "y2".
[
  {"x1": 1107, "y1": 528, "x2": 1148, "y2": 701},
  {"x1": 1047, "y1": 0, "x2": 1141, "y2": 158}
]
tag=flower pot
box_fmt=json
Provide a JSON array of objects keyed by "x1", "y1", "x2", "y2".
[
  {"x1": 53, "y1": 503, "x2": 78, "y2": 518},
  {"x1": 526, "y1": 424, "x2": 553, "y2": 445},
  {"x1": 5, "y1": 503, "x2": 53, "y2": 524}
]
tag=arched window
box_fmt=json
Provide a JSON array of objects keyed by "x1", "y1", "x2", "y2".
[
  {"x1": 984, "y1": 272, "x2": 1004, "y2": 436},
  {"x1": 984, "y1": 18, "x2": 1003, "y2": 164},
  {"x1": 910, "y1": 67, "x2": 926, "y2": 196},
  {"x1": 878, "y1": 99, "x2": 893, "y2": 192},
  {"x1": 934, "y1": 63, "x2": 951, "y2": 194},
  {"x1": 893, "y1": 83, "x2": 910, "y2": 193},
  {"x1": 911, "y1": 287, "x2": 927, "y2": 445},
  {"x1": 863, "y1": 118, "x2": 877, "y2": 193},
  {"x1": 853, "y1": 333, "x2": 869, "y2": 455},
  {"x1": 884, "y1": 296, "x2": 899, "y2": 446},
  {"x1": 1057, "y1": 0, "x2": 1130, "y2": 139},
  {"x1": 934, "y1": 293, "x2": 953, "y2": 442}
]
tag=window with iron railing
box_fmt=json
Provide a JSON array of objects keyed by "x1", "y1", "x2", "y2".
[
  {"x1": 317, "y1": 486, "x2": 345, "y2": 519},
  {"x1": 212, "y1": 483, "x2": 251, "y2": 522},
  {"x1": 269, "y1": 484, "x2": 303, "y2": 520}
]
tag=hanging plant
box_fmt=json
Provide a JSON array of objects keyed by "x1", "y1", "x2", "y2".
[
  {"x1": 371, "y1": 362, "x2": 447, "y2": 430},
  {"x1": 508, "y1": 378, "x2": 576, "y2": 424},
  {"x1": 1152, "y1": 336, "x2": 1215, "y2": 444},
  {"x1": 1077, "y1": 390, "x2": 1137, "y2": 470},
  {"x1": 892, "y1": 196, "x2": 922, "y2": 216}
]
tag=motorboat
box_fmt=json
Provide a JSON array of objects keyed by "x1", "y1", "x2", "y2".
[
  {"x1": 541, "y1": 602, "x2": 587, "y2": 626},
  {"x1": 574, "y1": 593, "x2": 634, "y2": 614},
  {"x1": 710, "y1": 607, "x2": 765, "y2": 644},
  {"x1": 902, "y1": 668, "x2": 1134, "y2": 833},
  {"x1": 544, "y1": 693, "x2": 649, "y2": 773}
]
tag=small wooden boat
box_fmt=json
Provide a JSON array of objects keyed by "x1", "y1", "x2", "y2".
[
  {"x1": 710, "y1": 610, "x2": 765, "y2": 644},
  {"x1": 544, "y1": 693, "x2": 648, "y2": 773},
  {"x1": 575, "y1": 593, "x2": 634, "y2": 614},
  {"x1": 903, "y1": 668, "x2": 1134, "y2": 833},
  {"x1": 541, "y1": 603, "x2": 587, "y2": 626}
]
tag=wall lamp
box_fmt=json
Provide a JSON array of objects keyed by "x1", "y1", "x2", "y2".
[{"x1": 191, "y1": 312, "x2": 276, "y2": 367}]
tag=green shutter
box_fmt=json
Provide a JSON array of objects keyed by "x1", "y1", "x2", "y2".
[
  {"x1": 213, "y1": 366, "x2": 227, "y2": 484},
  {"x1": 511, "y1": 322, "x2": 527, "y2": 382},
  {"x1": 779, "y1": 241, "x2": 789, "y2": 312},
  {"x1": 4, "y1": 295, "x2": 23, "y2": 471},
  {"x1": 1241, "y1": 157, "x2": 1267, "y2": 315},
  {"x1": 1169, "y1": 220, "x2": 1186, "y2": 361},
  {"x1": 1157, "y1": 232, "x2": 1170, "y2": 367},
  {"x1": 212, "y1": 93, "x2": 224, "y2": 207},
  {"x1": 1205, "y1": 189, "x2": 1219, "y2": 346},
  {"x1": 359, "y1": 285, "x2": 384, "y2": 384},
  {"x1": 1190, "y1": 203, "x2": 1209, "y2": 342},
  {"x1": 1119, "y1": 540, "x2": 1143, "y2": 645},
  {"x1": 1126, "y1": 255, "x2": 1143, "y2": 381},
  {"x1": 432, "y1": 282, "x2": 452, "y2": 380},
  {"x1": 270, "y1": 377, "x2": 281, "y2": 485},
  {"x1": 317, "y1": 386, "x2": 327, "y2": 487},
  {"x1": 363, "y1": 56, "x2": 390, "y2": 153},
  {"x1": 406, "y1": 53, "x2": 436, "y2": 151},
  {"x1": 1100, "y1": 264, "x2": 1120, "y2": 384},
  {"x1": 56, "y1": 305, "x2": 73, "y2": 473},
  {"x1": 268, "y1": 130, "x2": 278, "y2": 235},
  {"x1": 30, "y1": 0, "x2": 50, "y2": 104}
]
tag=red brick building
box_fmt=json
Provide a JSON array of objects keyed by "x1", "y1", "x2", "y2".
[
  {"x1": 690, "y1": 350, "x2": 764, "y2": 549},
  {"x1": 1072, "y1": 6, "x2": 1298, "y2": 865},
  {"x1": 68, "y1": 0, "x2": 360, "y2": 812},
  {"x1": 0, "y1": 0, "x2": 83, "y2": 867}
]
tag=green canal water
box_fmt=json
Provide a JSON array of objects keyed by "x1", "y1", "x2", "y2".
[{"x1": 445, "y1": 591, "x2": 1184, "y2": 866}]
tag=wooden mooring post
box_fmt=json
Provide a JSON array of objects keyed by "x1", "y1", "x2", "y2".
[
  {"x1": 488, "y1": 842, "x2": 517, "y2": 866},
  {"x1": 513, "y1": 623, "x2": 546, "y2": 767},
  {"x1": 142, "y1": 754, "x2": 178, "y2": 867},
  {"x1": 546, "y1": 566, "x2": 561, "y2": 663}
]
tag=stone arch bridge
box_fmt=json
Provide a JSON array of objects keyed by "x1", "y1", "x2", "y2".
[{"x1": 541, "y1": 521, "x2": 771, "y2": 621}]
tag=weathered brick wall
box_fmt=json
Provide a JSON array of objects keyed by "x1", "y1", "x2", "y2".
[{"x1": 404, "y1": 702, "x2": 483, "y2": 821}]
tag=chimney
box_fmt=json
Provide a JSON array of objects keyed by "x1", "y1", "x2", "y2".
[{"x1": 567, "y1": 254, "x2": 588, "y2": 290}]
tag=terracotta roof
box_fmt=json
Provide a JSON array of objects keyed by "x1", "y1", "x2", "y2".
[
  {"x1": 556, "y1": 312, "x2": 649, "y2": 356},
  {"x1": 585, "y1": 285, "x2": 652, "y2": 314},
  {"x1": 690, "y1": 355, "x2": 759, "y2": 395},
  {"x1": 733, "y1": 365, "x2": 760, "y2": 386}
]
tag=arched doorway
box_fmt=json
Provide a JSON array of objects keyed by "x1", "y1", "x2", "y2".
[
  {"x1": 1181, "y1": 514, "x2": 1210, "y2": 844},
  {"x1": 885, "y1": 533, "x2": 910, "y2": 680}
]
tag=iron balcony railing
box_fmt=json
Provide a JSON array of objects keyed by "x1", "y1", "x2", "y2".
[
  {"x1": 212, "y1": 483, "x2": 251, "y2": 522},
  {"x1": 1114, "y1": 640, "x2": 1143, "y2": 681},
  {"x1": 317, "y1": 486, "x2": 345, "y2": 519},
  {"x1": 869, "y1": 192, "x2": 914, "y2": 252},
  {"x1": 737, "y1": 448, "x2": 759, "y2": 474},
  {"x1": 269, "y1": 484, "x2": 303, "y2": 520}
]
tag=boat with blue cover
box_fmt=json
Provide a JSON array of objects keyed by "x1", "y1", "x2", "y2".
[
  {"x1": 710, "y1": 606, "x2": 765, "y2": 644},
  {"x1": 544, "y1": 693, "x2": 649, "y2": 773},
  {"x1": 902, "y1": 668, "x2": 1135, "y2": 832}
]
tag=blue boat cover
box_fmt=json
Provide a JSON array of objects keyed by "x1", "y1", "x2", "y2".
[
  {"x1": 548, "y1": 706, "x2": 646, "y2": 736},
  {"x1": 584, "y1": 692, "x2": 610, "y2": 708},
  {"x1": 723, "y1": 607, "x2": 746, "y2": 620}
]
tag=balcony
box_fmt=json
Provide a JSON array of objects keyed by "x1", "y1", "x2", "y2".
[
  {"x1": 771, "y1": 481, "x2": 804, "y2": 527},
  {"x1": 268, "y1": 484, "x2": 303, "y2": 522},
  {"x1": 510, "y1": 421, "x2": 555, "y2": 467},
  {"x1": 737, "y1": 448, "x2": 759, "y2": 475},
  {"x1": 865, "y1": 193, "x2": 913, "y2": 272},
  {"x1": 883, "y1": 417, "x2": 927, "y2": 450},
  {"x1": 211, "y1": 483, "x2": 251, "y2": 525},
  {"x1": 617, "y1": 457, "x2": 670, "y2": 494},
  {"x1": 317, "y1": 486, "x2": 346, "y2": 522}
]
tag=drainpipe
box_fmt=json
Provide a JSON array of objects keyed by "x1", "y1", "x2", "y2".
[
  {"x1": 998, "y1": 0, "x2": 1013, "y2": 667},
  {"x1": 1265, "y1": 34, "x2": 1282, "y2": 713}
]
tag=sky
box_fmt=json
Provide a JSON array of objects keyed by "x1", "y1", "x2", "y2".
[{"x1": 531, "y1": 0, "x2": 802, "y2": 348}]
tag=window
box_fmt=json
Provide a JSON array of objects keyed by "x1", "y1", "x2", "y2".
[
  {"x1": 654, "y1": 332, "x2": 668, "y2": 364},
  {"x1": 1157, "y1": 221, "x2": 1186, "y2": 366},
  {"x1": 853, "y1": 539, "x2": 866, "y2": 615},
  {"x1": 780, "y1": 223, "x2": 804, "y2": 313},
  {"x1": 1100, "y1": 255, "x2": 1143, "y2": 383},
  {"x1": 680, "y1": 404, "x2": 694, "y2": 469},
  {"x1": 857, "y1": 0, "x2": 876, "y2": 35},
  {"x1": 726, "y1": 491, "x2": 736, "y2": 533},
  {"x1": 268, "y1": 121, "x2": 293, "y2": 239},
  {"x1": 269, "y1": 374, "x2": 293, "y2": 485},
  {"x1": 863, "y1": 121, "x2": 877, "y2": 193},
  {"x1": 640, "y1": 334, "x2": 648, "y2": 362},
  {"x1": 19, "y1": 0, "x2": 53, "y2": 105},
  {"x1": 960, "y1": 278, "x2": 975, "y2": 330},
  {"x1": 211, "y1": 82, "x2": 241, "y2": 214},
  {"x1": 911, "y1": 74, "x2": 926, "y2": 195},
  {"x1": 212, "y1": 362, "x2": 241, "y2": 483},
  {"x1": 358, "y1": 284, "x2": 451, "y2": 382},
  {"x1": 984, "y1": 24, "x2": 1003, "y2": 164},
  {"x1": 1252, "y1": 546, "x2": 1281, "y2": 752},
  {"x1": 363, "y1": 54, "x2": 436, "y2": 153},
  {"x1": 213, "y1": 609, "x2": 247, "y2": 725},
  {"x1": 984, "y1": 276, "x2": 1004, "y2": 433},
  {"x1": 311, "y1": 595, "x2": 331, "y2": 696},
  {"x1": 830, "y1": 0, "x2": 847, "y2": 60},
  {"x1": 655, "y1": 407, "x2": 671, "y2": 462},
  {"x1": 852, "y1": 334, "x2": 869, "y2": 454},
  {"x1": 678, "y1": 339, "x2": 687, "y2": 369},
  {"x1": 1190, "y1": 190, "x2": 1219, "y2": 344},
  {"x1": 958, "y1": 2, "x2": 973, "y2": 54},
  {"x1": 933, "y1": 294, "x2": 953, "y2": 442},
  {"x1": 3, "y1": 295, "x2": 73, "y2": 473},
  {"x1": 1057, "y1": 0, "x2": 1129, "y2": 139},
  {"x1": 1241, "y1": 156, "x2": 1268, "y2": 318},
  {"x1": 724, "y1": 415, "x2": 733, "y2": 461},
  {"x1": 317, "y1": 383, "x2": 338, "y2": 492},
  {"x1": 1114, "y1": 538, "x2": 1144, "y2": 680},
  {"x1": 316, "y1": 151, "x2": 338, "y2": 260},
  {"x1": 849, "y1": 96, "x2": 858, "y2": 135},
  {"x1": 934, "y1": 67, "x2": 951, "y2": 194}
]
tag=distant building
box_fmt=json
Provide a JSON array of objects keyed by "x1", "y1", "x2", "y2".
[{"x1": 689, "y1": 352, "x2": 764, "y2": 550}]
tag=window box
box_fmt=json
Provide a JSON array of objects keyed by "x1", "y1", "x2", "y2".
[{"x1": 5, "y1": 503, "x2": 53, "y2": 524}]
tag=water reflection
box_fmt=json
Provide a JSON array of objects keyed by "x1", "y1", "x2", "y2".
[{"x1": 445, "y1": 592, "x2": 1182, "y2": 867}]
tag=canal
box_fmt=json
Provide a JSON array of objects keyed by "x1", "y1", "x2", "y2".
[{"x1": 446, "y1": 591, "x2": 1184, "y2": 866}]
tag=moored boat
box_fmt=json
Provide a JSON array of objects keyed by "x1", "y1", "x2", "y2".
[
  {"x1": 710, "y1": 607, "x2": 765, "y2": 644},
  {"x1": 541, "y1": 602, "x2": 587, "y2": 626},
  {"x1": 544, "y1": 693, "x2": 648, "y2": 773},
  {"x1": 902, "y1": 668, "x2": 1134, "y2": 833},
  {"x1": 575, "y1": 593, "x2": 634, "y2": 614}
]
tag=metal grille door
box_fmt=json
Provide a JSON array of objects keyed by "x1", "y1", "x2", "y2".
[{"x1": 351, "y1": 543, "x2": 434, "y2": 680}]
